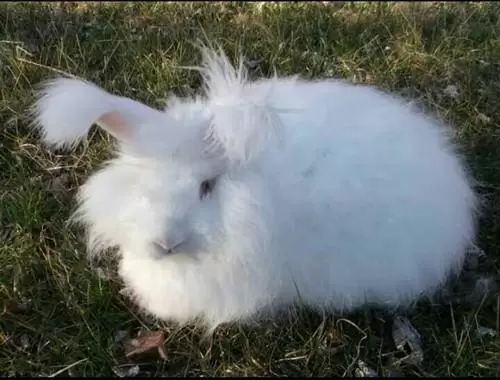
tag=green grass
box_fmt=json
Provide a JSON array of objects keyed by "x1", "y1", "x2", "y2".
[{"x1": 1, "y1": 1, "x2": 500, "y2": 376}]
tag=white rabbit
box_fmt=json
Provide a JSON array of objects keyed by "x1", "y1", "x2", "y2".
[{"x1": 31, "y1": 45, "x2": 478, "y2": 332}]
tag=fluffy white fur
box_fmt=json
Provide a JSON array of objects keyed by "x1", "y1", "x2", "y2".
[{"x1": 31, "y1": 45, "x2": 478, "y2": 332}]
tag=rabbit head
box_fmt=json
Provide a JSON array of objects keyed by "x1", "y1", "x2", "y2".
[{"x1": 31, "y1": 46, "x2": 283, "y2": 261}]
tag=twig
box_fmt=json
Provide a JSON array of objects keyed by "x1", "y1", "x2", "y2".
[
  {"x1": 47, "y1": 358, "x2": 88, "y2": 378},
  {"x1": 16, "y1": 57, "x2": 78, "y2": 79}
]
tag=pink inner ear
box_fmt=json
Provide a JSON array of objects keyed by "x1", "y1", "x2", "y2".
[{"x1": 97, "y1": 111, "x2": 133, "y2": 139}]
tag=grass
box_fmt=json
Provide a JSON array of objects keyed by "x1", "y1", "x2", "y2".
[{"x1": 1, "y1": 1, "x2": 500, "y2": 376}]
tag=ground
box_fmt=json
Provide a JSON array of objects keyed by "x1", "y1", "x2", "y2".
[{"x1": 1, "y1": 2, "x2": 499, "y2": 377}]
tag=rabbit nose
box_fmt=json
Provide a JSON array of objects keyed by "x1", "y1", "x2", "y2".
[
  {"x1": 154, "y1": 239, "x2": 182, "y2": 254},
  {"x1": 154, "y1": 225, "x2": 186, "y2": 254}
]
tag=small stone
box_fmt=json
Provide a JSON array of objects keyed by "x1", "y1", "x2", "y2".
[
  {"x1": 465, "y1": 276, "x2": 497, "y2": 305},
  {"x1": 243, "y1": 58, "x2": 262, "y2": 70},
  {"x1": 477, "y1": 325, "x2": 497, "y2": 338},
  {"x1": 355, "y1": 360, "x2": 378, "y2": 377},
  {"x1": 95, "y1": 267, "x2": 110, "y2": 281},
  {"x1": 112, "y1": 365, "x2": 140, "y2": 378},
  {"x1": 19, "y1": 334, "x2": 30, "y2": 350},
  {"x1": 443, "y1": 85, "x2": 460, "y2": 101},
  {"x1": 114, "y1": 330, "x2": 129, "y2": 343},
  {"x1": 392, "y1": 316, "x2": 424, "y2": 366},
  {"x1": 48, "y1": 173, "x2": 70, "y2": 196},
  {"x1": 478, "y1": 112, "x2": 491, "y2": 124},
  {"x1": 386, "y1": 368, "x2": 405, "y2": 377}
]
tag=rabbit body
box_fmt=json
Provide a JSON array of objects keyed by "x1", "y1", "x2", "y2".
[{"x1": 32, "y1": 47, "x2": 477, "y2": 331}]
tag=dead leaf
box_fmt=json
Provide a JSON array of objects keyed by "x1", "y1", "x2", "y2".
[
  {"x1": 124, "y1": 330, "x2": 165, "y2": 358},
  {"x1": 0, "y1": 332, "x2": 8, "y2": 345},
  {"x1": 4, "y1": 299, "x2": 31, "y2": 314}
]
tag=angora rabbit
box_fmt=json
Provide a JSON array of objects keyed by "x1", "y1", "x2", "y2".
[{"x1": 31, "y1": 46, "x2": 478, "y2": 332}]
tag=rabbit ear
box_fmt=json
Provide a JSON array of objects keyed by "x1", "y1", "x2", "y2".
[
  {"x1": 196, "y1": 45, "x2": 284, "y2": 164},
  {"x1": 31, "y1": 77, "x2": 162, "y2": 149},
  {"x1": 95, "y1": 111, "x2": 133, "y2": 139}
]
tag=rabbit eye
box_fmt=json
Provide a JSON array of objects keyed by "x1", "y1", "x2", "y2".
[{"x1": 200, "y1": 178, "x2": 217, "y2": 199}]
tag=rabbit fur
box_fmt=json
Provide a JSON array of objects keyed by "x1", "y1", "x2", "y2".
[{"x1": 31, "y1": 45, "x2": 478, "y2": 332}]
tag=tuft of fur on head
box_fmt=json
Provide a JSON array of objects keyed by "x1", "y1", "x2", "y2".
[
  {"x1": 192, "y1": 42, "x2": 285, "y2": 164},
  {"x1": 31, "y1": 44, "x2": 286, "y2": 167}
]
